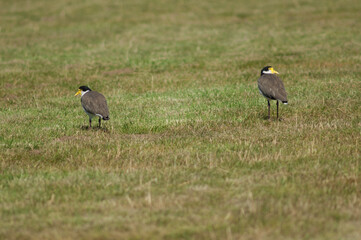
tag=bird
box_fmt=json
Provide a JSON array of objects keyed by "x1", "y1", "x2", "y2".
[
  {"x1": 258, "y1": 66, "x2": 288, "y2": 120},
  {"x1": 74, "y1": 86, "x2": 110, "y2": 128}
]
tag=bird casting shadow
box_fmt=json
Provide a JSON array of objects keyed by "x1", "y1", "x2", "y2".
[
  {"x1": 258, "y1": 112, "x2": 283, "y2": 121},
  {"x1": 80, "y1": 125, "x2": 110, "y2": 132}
]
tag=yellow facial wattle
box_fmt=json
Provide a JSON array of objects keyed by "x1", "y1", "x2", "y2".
[
  {"x1": 75, "y1": 89, "x2": 81, "y2": 96},
  {"x1": 270, "y1": 68, "x2": 279, "y2": 74}
]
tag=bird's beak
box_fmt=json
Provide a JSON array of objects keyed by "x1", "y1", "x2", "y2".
[
  {"x1": 270, "y1": 68, "x2": 279, "y2": 74},
  {"x1": 74, "y1": 89, "x2": 81, "y2": 96}
]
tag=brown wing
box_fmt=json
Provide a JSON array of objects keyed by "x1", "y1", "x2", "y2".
[
  {"x1": 81, "y1": 91, "x2": 109, "y2": 118},
  {"x1": 258, "y1": 74, "x2": 287, "y2": 102}
]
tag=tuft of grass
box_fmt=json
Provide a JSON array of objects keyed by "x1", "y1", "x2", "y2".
[{"x1": 1, "y1": 0, "x2": 361, "y2": 239}]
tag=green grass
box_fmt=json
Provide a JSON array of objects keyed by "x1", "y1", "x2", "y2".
[{"x1": 1, "y1": 0, "x2": 361, "y2": 239}]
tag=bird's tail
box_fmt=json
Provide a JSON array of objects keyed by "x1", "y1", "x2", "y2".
[
  {"x1": 103, "y1": 116, "x2": 110, "y2": 120},
  {"x1": 282, "y1": 101, "x2": 288, "y2": 105}
]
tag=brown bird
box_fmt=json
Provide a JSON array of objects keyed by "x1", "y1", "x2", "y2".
[
  {"x1": 258, "y1": 66, "x2": 288, "y2": 119},
  {"x1": 75, "y1": 86, "x2": 110, "y2": 128}
]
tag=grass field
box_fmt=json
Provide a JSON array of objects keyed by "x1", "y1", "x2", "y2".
[{"x1": 1, "y1": 0, "x2": 361, "y2": 239}]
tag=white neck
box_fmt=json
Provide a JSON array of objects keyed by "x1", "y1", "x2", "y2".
[
  {"x1": 262, "y1": 70, "x2": 273, "y2": 74},
  {"x1": 81, "y1": 90, "x2": 90, "y2": 97}
]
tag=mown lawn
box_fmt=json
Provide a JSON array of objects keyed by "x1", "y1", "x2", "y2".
[{"x1": 1, "y1": 0, "x2": 361, "y2": 239}]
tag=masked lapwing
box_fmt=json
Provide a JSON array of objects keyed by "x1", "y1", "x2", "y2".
[
  {"x1": 75, "y1": 86, "x2": 110, "y2": 128},
  {"x1": 258, "y1": 66, "x2": 288, "y2": 119}
]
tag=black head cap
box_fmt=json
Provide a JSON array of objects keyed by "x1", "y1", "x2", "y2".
[
  {"x1": 260, "y1": 66, "x2": 272, "y2": 76},
  {"x1": 79, "y1": 86, "x2": 92, "y2": 91}
]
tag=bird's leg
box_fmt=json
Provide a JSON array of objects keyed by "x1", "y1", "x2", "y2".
[
  {"x1": 267, "y1": 100, "x2": 271, "y2": 119},
  {"x1": 277, "y1": 100, "x2": 279, "y2": 120},
  {"x1": 89, "y1": 118, "x2": 92, "y2": 128},
  {"x1": 99, "y1": 118, "x2": 101, "y2": 128}
]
